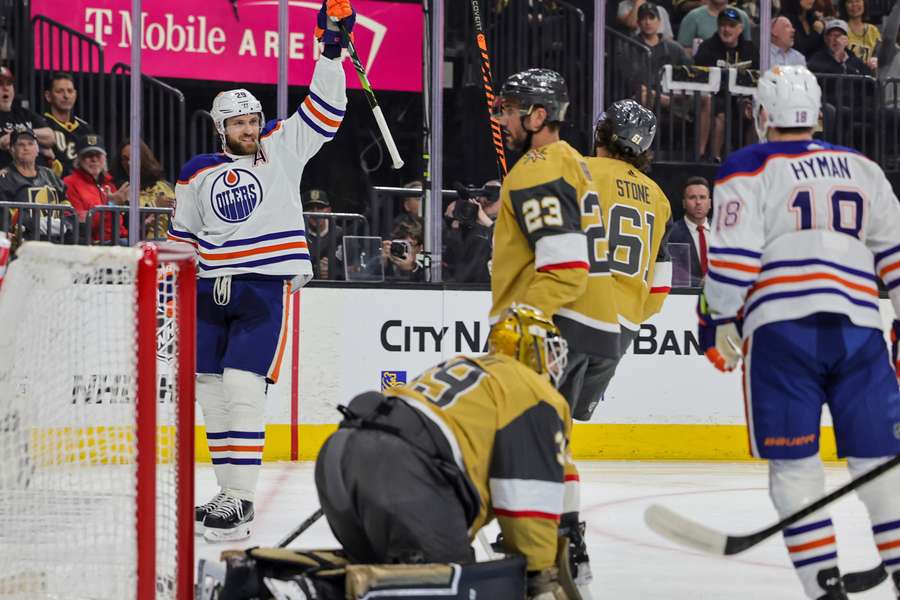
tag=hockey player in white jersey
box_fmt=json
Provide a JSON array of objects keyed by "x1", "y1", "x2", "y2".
[
  {"x1": 699, "y1": 65, "x2": 900, "y2": 599},
  {"x1": 168, "y1": 0, "x2": 353, "y2": 542}
]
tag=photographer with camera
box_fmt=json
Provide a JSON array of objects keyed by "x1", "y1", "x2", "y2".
[
  {"x1": 380, "y1": 221, "x2": 427, "y2": 282},
  {"x1": 443, "y1": 180, "x2": 500, "y2": 283}
]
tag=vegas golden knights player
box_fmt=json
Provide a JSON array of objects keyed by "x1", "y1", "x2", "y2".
[
  {"x1": 315, "y1": 307, "x2": 582, "y2": 600},
  {"x1": 561, "y1": 99, "x2": 672, "y2": 422}
]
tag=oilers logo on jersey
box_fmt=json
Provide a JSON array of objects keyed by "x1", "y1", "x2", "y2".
[{"x1": 211, "y1": 168, "x2": 263, "y2": 222}]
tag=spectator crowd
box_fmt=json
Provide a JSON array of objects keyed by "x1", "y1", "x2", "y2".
[{"x1": 0, "y1": 68, "x2": 176, "y2": 247}]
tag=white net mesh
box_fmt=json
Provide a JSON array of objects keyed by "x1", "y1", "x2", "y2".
[{"x1": 0, "y1": 242, "x2": 187, "y2": 600}]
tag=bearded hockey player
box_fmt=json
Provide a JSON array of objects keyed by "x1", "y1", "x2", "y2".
[
  {"x1": 561, "y1": 99, "x2": 672, "y2": 423},
  {"x1": 700, "y1": 65, "x2": 900, "y2": 600},
  {"x1": 488, "y1": 70, "x2": 594, "y2": 591},
  {"x1": 168, "y1": 0, "x2": 353, "y2": 542},
  {"x1": 314, "y1": 306, "x2": 583, "y2": 600}
]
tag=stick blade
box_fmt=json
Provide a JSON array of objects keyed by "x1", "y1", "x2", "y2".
[{"x1": 644, "y1": 504, "x2": 728, "y2": 555}]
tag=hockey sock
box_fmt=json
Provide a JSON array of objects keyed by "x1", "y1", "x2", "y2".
[
  {"x1": 769, "y1": 456, "x2": 841, "y2": 599},
  {"x1": 848, "y1": 456, "x2": 900, "y2": 591},
  {"x1": 221, "y1": 368, "x2": 267, "y2": 502},
  {"x1": 197, "y1": 373, "x2": 230, "y2": 489}
]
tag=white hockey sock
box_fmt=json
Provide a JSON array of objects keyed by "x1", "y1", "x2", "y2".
[
  {"x1": 197, "y1": 373, "x2": 229, "y2": 489},
  {"x1": 769, "y1": 456, "x2": 839, "y2": 599},
  {"x1": 221, "y1": 368, "x2": 267, "y2": 502},
  {"x1": 848, "y1": 456, "x2": 900, "y2": 586}
]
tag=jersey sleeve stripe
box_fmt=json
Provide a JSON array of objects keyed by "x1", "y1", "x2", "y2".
[
  {"x1": 650, "y1": 286, "x2": 672, "y2": 294},
  {"x1": 298, "y1": 108, "x2": 337, "y2": 139},
  {"x1": 308, "y1": 90, "x2": 346, "y2": 117},
  {"x1": 749, "y1": 272, "x2": 879, "y2": 298},
  {"x1": 761, "y1": 258, "x2": 877, "y2": 281},
  {"x1": 709, "y1": 259, "x2": 761, "y2": 274},
  {"x1": 537, "y1": 261, "x2": 590, "y2": 272},
  {"x1": 493, "y1": 508, "x2": 559, "y2": 520},
  {"x1": 490, "y1": 478, "x2": 564, "y2": 517},
  {"x1": 875, "y1": 243, "x2": 900, "y2": 263},
  {"x1": 534, "y1": 232, "x2": 589, "y2": 271},
  {"x1": 887, "y1": 278, "x2": 900, "y2": 291},
  {"x1": 709, "y1": 246, "x2": 763, "y2": 259},
  {"x1": 878, "y1": 260, "x2": 900, "y2": 280},
  {"x1": 303, "y1": 96, "x2": 342, "y2": 128},
  {"x1": 745, "y1": 287, "x2": 880, "y2": 317},
  {"x1": 707, "y1": 270, "x2": 755, "y2": 288}
]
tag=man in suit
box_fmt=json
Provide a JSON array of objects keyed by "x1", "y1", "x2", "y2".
[{"x1": 667, "y1": 176, "x2": 711, "y2": 287}]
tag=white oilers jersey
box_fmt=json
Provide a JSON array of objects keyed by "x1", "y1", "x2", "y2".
[
  {"x1": 168, "y1": 57, "x2": 346, "y2": 278},
  {"x1": 705, "y1": 139, "x2": 900, "y2": 337}
]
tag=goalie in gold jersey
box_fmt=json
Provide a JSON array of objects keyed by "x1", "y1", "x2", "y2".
[
  {"x1": 314, "y1": 306, "x2": 582, "y2": 600},
  {"x1": 558, "y1": 99, "x2": 673, "y2": 423}
]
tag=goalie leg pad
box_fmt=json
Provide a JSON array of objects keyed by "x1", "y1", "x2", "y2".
[
  {"x1": 769, "y1": 456, "x2": 843, "y2": 599},
  {"x1": 197, "y1": 373, "x2": 230, "y2": 489},
  {"x1": 848, "y1": 456, "x2": 900, "y2": 584},
  {"x1": 346, "y1": 555, "x2": 526, "y2": 600},
  {"x1": 221, "y1": 368, "x2": 267, "y2": 501}
]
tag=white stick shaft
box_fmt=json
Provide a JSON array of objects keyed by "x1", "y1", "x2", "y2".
[{"x1": 372, "y1": 105, "x2": 404, "y2": 169}]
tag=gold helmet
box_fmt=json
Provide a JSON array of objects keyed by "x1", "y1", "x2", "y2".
[{"x1": 488, "y1": 304, "x2": 569, "y2": 387}]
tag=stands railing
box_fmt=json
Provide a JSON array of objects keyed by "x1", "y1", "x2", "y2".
[
  {"x1": 817, "y1": 73, "x2": 880, "y2": 160},
  {"x1": 605, "y1": 28, "x2": 651, "y2": 109},
  {"x1": 1, "y1": 0, "x2": 31, "y2": 96},
  {"x1": 189, "y1": 109, "x2": 219, "y2": 158},
  {"x1": 882, "y1": 78, "x2": 900, "y2": 173},
  {"x1": 30, "y1": 15, "x2": 105, "y2": 132},
  {"x1": 109, "y1": 63, "x2": 187, "y2": 184},
  {"x1": 459, "y1": 0, "x2": 592, "y2": 151},
  {"x1": 0, "y1": 202, "x2": 80, "y2": 246}
]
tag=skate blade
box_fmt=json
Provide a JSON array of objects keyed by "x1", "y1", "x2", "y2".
[{"x1": 203, "y1": 524, "x2": 252, "y2": 543}]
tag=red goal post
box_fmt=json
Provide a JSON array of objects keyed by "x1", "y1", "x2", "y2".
[{"x1": 0, "y1": 241, "x2": 196, "y2": 600}]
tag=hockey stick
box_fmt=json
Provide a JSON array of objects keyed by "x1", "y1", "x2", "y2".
[
  {"x1": 644, "y1": 454, "x2": 900, "y2": 556},
  {"x1": 339, "y1": 23, "x2": 404, "y2": 170},
  {"x1": 469, "y1": 0, "x2": 508, "y2": 179},
  {"x1": 277, "y1": 507, "x2": 324, "y2": 548}
]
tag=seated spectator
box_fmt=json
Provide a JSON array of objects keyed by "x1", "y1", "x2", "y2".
[
  {"x1": 64, "y1": 135, "x2": 129, "y2": 243},
  {"x1": 42, "y1": 72, "x2": 96, "y2": 177},
  {"x1": 618, "y1": 0, "x2": 674, "y2": 39},
  {"x1": 0, "y1": 67, "x2": 56, "y2": 170},
  {"x1": 0, "y1": 128, "x2": 71, "y2": 243},
  {"x1": 443, "y1": 180, "x2": 500, "y2": 283},
  {"x1": 839, "y1": 0, "x2": 881, "y2": 70},
  {"x1": 391, "y1": 180, "x2": 423, "y2": 232},
  {"x1": 780, "y1": 0, "x2": 826, "y2": 57},
  {"x1": 671, "y1": 0, "x2": 703, "y2": 21},
  {"x1": 816, "y1": 0, "x2": 837, "y2": 18},
  {"x1": 807, "y1": 19, "x2": 873, "y2": 73},
  {"x1": 633, "y1": 3, "x2": 694, "y2": 107},
  {"x1": 380, "y1": 221, "x2": 426, "y2": 282},
  {"x1": 667, "y1": 176, "x2": 711, "y2": 287},
  {"x1": 694, "y1": 8, "x2": 759, "y2": 160},
  {"x1": 304, "y1": 189, "x2": 344, "y2": 281},
  {"x1": 111, "y1": 138, "x2": 174, "y2": 240},
  {"x1": 771, "y1": 15, "x2": 808, "y2": 65},
  {"x1": 677, "y1": 0, "x2": 752, "y2": 54}
]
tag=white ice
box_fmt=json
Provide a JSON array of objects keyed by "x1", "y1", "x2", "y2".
[{"x1": 194, "y1": 461, "x2": 897, "y2": 599}]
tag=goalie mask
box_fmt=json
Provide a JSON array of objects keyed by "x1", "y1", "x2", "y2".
[
  {"x1": 488, "y1": 305, "x2": 568, "y2": 387},
  {"x1": 211, "y1": 89, "x2": 265, "y2": 151}
]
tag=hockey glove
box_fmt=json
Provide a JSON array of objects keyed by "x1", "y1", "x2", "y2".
[
  {"x1": 697, "y1": 291, "x2": 743, "y2": 372},
  {"x1": 315, "y1": 0, "x2": 356, "y2": 59},
  {"x1": 891, "y1": 319, "x2": 899, "y2": 378}
]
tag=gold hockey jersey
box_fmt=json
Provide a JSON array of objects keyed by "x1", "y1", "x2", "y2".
[
  {"x1": 386, "y1": 354, "x2": 578, "y2": 571},
  {"x1": 557, "y1": 157, "x2": 672, "y2": 356},
  {"x1": 490, "y1": 140, "x2": 591, "y2": 323}
]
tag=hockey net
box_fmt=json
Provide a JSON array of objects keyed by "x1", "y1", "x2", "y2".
[{"x1": 0, "y1": 242, "x2": 195, "y2": 600}]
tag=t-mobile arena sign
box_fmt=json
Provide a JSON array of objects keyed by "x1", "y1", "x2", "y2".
[{"x1": 31, "y1": 0, "x2": 423, "y2": 92}]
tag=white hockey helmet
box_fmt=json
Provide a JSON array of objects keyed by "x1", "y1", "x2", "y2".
[
  {"x1": 211, "y1": 89, "x2": 265, "y2": 148},
  {"x1": 753, "y1": 66, "x2": 821, "y2": 140}
]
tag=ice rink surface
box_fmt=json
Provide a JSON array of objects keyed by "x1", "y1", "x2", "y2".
[{"x1": 195, "y1": 461, "x2": 897, "y2": 599}]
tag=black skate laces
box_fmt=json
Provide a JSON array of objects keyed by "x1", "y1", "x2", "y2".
[
  {"x1": 209, "y1": 496, "x2": 244, "y2": 520},
  {"x1": 201, "y1": 491, "x2": 228, "y2": 511}
]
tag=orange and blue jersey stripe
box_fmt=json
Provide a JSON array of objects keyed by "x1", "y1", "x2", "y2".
[
  {"x1": 297, "y1": 90, "x2": 344, "y2": 139},
  {"x1": 783, "y1": 518, "x2": 839, "y2": 569},
  {"x1": 207, "y1": 430, "x2": 265, "y2": 466},
  {"x1": 876, "y1": 242, "x2": 900, "y2": 291}
]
